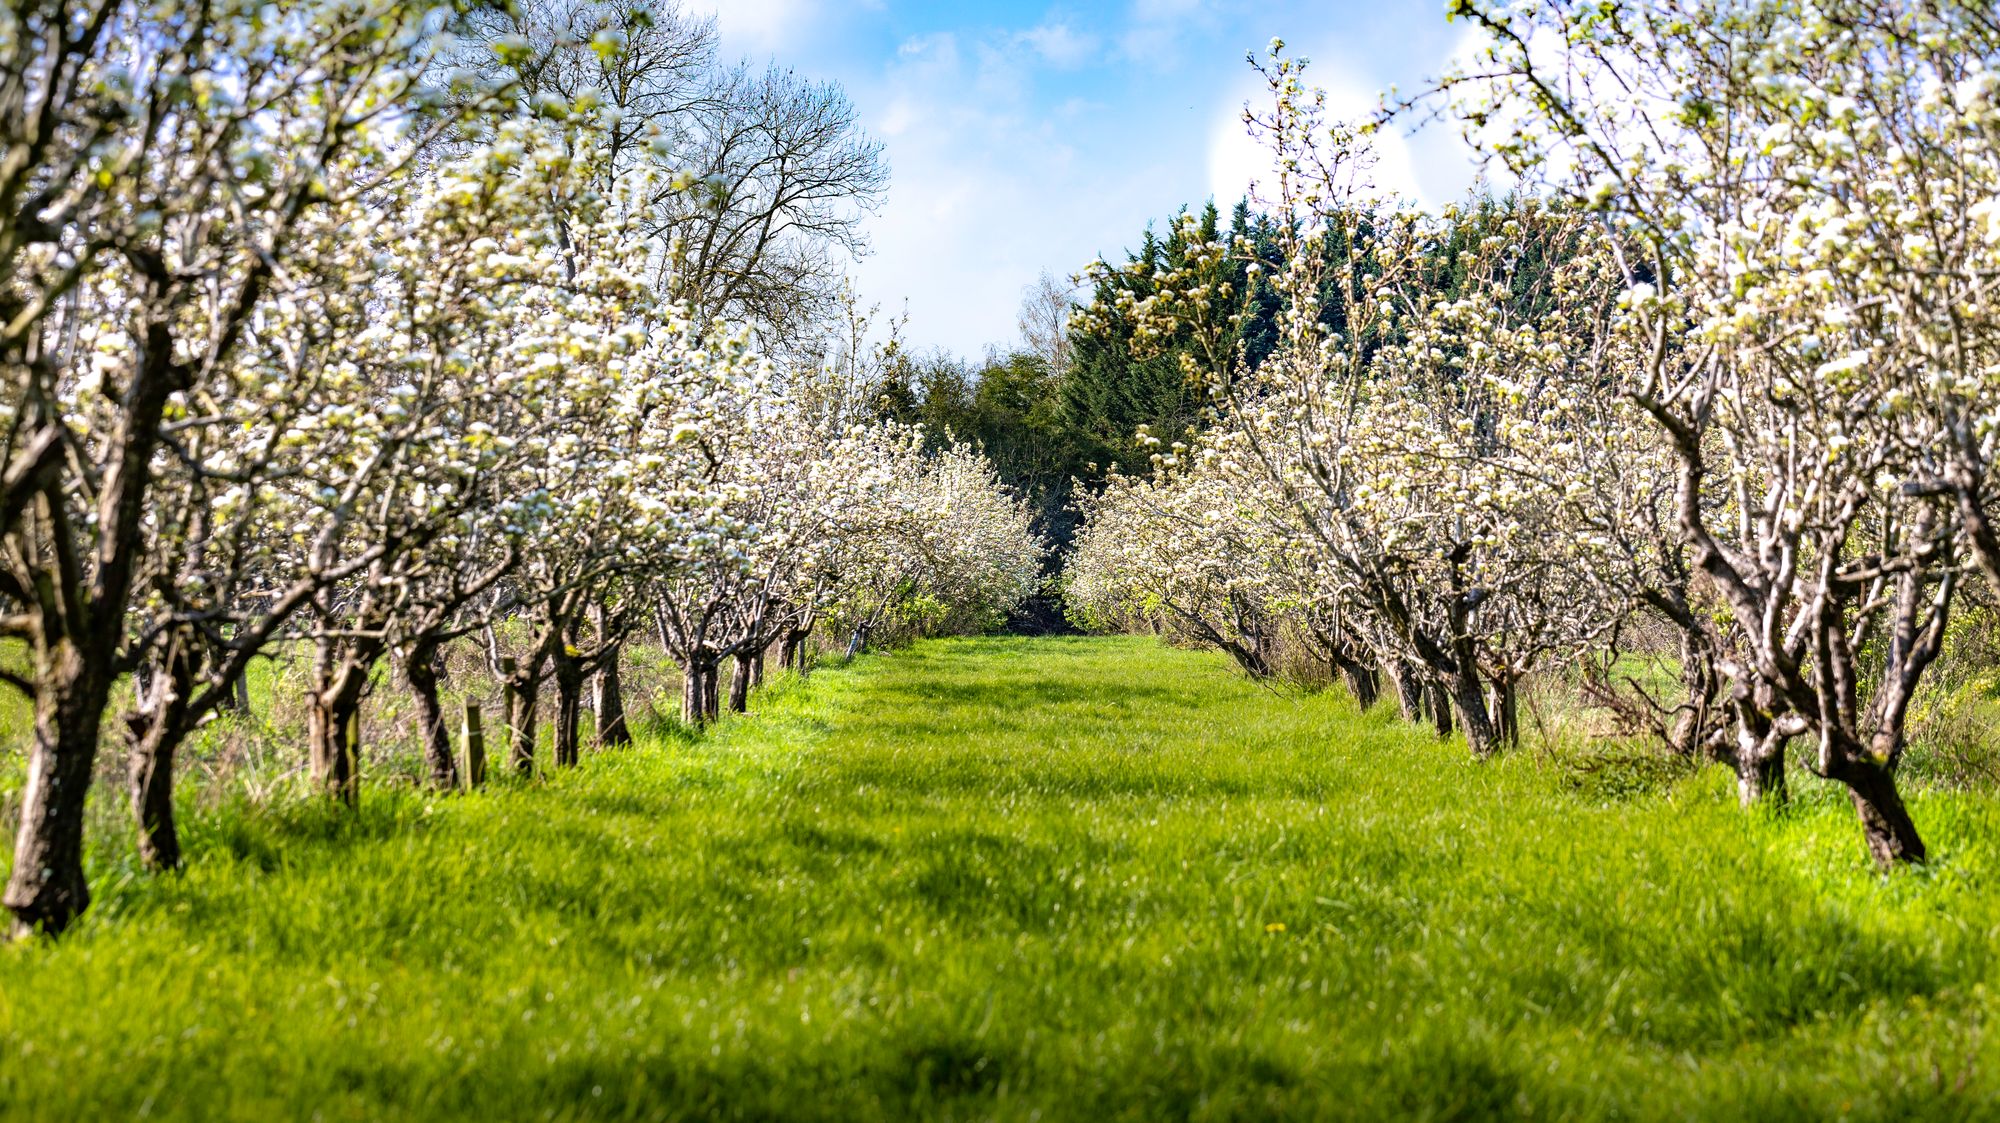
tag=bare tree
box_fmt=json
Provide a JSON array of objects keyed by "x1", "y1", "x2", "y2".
[
  {"x1": 1018, "y1": 271, "x2": 1076, "y2": 373},
  {"x1": 649, "y1": 60, "x2": 888, "y2": 347},
  {"x1": 474, "y1": 1, "x2": 888, "y2": 348}
]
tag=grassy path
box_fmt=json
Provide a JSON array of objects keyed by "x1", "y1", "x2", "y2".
[{"x1": 3, "y1": 636, "x2": 2000, "y2": 1120}]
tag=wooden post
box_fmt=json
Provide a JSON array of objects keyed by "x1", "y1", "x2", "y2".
[{"x1": 462, "y1": 700, "x2": 486, "y2": 790}]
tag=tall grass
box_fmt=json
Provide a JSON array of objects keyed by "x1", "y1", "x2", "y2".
[{"x1": 1, "y1": 636, "x2": 1997, "y2": 1120}]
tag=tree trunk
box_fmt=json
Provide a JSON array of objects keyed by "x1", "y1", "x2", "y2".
[
  {"x1": 682, "y1": 655, "x2": 718, "y2": 727},
  {"x1": 594, "y1": 650, "x2": 630, "y2": 747},
  {"x1": 403, "y1": 641, "x2": 457, "y2": 791},
  {"x1": 728, "y1": 652, "x2": 753, "y2": 713},
  {"x1": 507, "y1": 665, "x2": 541, "y2": 776},
  {"x1": 127, "y1": 712, "x2": 185, "y2": 872},
  {"x1": 552, "y1": 647, "x2": 584, "y2": 767},
  {"x1": 127, "y1": 633, "x2": 196, "y2": 871},
  {"x1": 1726, "y1": 685, "x2": 1789, "y2": 807},
  {"x1": 1735, "y1": 746, "x2": 1787, "y2": 805},
  {"x1": 307, "y1": 640, "x2": 370, "y2": 805},
  {"x1": 1446, "y1": 672, "x2": 1501, "y2": 757},
  {"x1": 1486, "y1": 677, "x2": 1520, "y2": 750},
  {"x1": 1838, "y1": 757, "x2": 1925, "y2": 866},
  {"x1": 306, "y1": 688, "x2": 363, "y2": 807},
  {"x1": 1427, "y1": 679, "x2": 1455, "y2": 738},
  {"x1": 1388, "y1": 662, "x2": 1426, "y2": 723},
  {"x1": 783, "y1": 626, "x2": 815, "y2": 674},
  {"x1": 749, "y1": 650, "x2": 765, "y2": 690},
  {"x1": 1668, "y1": 629, "x2": 1720, "y2": 756},
  {"x1": 701, "y1": 661, "x2": 720, "y2": 722},
  {"x1": 1326, "y1": 645, "x2": 1379, "y2": 711},
  {"x1": 5, "y1": 644, "x2": 111, "y2": 936}
]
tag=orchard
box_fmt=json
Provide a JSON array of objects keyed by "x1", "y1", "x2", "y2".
[{"x1": 8, "y1": 2, "x2": 2000, "y2": 1118}]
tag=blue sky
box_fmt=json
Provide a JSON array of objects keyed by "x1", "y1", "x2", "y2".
[{"x1": 695, "y1": 0, "x2": 1486, "y2": 357}]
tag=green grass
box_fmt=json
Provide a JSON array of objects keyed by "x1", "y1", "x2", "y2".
[{"x1": 4, "y1": 635, "x2": 2000, "y2": 1120}]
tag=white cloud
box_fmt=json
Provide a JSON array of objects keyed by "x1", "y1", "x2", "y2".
[
  {"x1": 1205, "y1": 63, "x2": 1440, "y2": 211},
  {"x1": 704, "y1": 0, "x2": 816, "y2": 54},
  {"x1": 1203, "y1": 19, "x2": 1492, "y2": 215},
  {"x1": 784, "y1": 1, "x2": 1495, "y2": 356},
  {"x1": 839, "y1": 19, "x2": 1194, "y2": 357},
  {"x1": 1117, "y1": 0, "x2": 1215, "y2": 67},
  {"x1": 1017, "y1": 21, "x2": 1098, "y2": 68},
  {"x1": 703, "y1": 0, "x2": 888, "y2": 56}
]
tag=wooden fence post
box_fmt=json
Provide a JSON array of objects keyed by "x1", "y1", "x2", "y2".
[{"x1": 462, "y1": 700, "x2": 486, "y2": 790}]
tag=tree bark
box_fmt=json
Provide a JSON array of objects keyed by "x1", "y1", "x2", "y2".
[
  {"x1": 127, "y1": 633, "x2": 196, "y2": 871},
  {"x1": 1388, "y1": 662, "x2": 1426, "y2": 724},
  {"x1": 1326, "y1": 644, "x2": 1379, "y2": 711},
  {"x1": 1669, "y1": 628, "x2": 1721, "y2": 756},
  {"x1": 1427, "y1": 679, "x2": 1455, "y2": 739},
  {"x1": 403, "y1": 641, "x2": 457, "y2": 791},
  {"x1": 783, "y1": 626, "x2": 815, "y2": 674},
  {"x1": 681, "y1": 663, "x2": 701, "y2": 726},
  {"x1": 1735, "y1": 747, "x2": 1787, "y2": 805},
  {"x1": 728, "y1": 652, "x2": 753, "y2": 713},
  {"x1": 593, "y1": 650, "x2": 630, "y2": 747},
  {"x1": 1446, "y1": 672, "x2": 1502, "y2": 757},
  {"x1": 1726, "y1": 683, "x2": 1789, "y2": 807},
  {"x1": 5, "y1": 644, "x2": 111, "y2": 935},
  {"x1": 682, "y1": 654, "x2": 719, "y2": 726},
  {"x1": 507, "y1": 663, "x2": 541, "y2": 776},
  {"x1": 1486, "y1": 677, "x2": 1520, "y2": 750},
  {"x1": 1840, "y1": 759, "x2": 1925, "y2": 867},
  {"x1": 551, "y1": 646, "x2": 584, "y2": 767},
  {"x1": 306, "y1": 687, "x2": 363, "y2": 807},
  {"x1": 749, "y1": 650, "x2": 765, "y2": 690},
  {"x1": 307, "y1": 638, "x2": 371, "y2": 805}
]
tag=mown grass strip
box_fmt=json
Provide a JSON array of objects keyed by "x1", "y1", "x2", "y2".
[{"x1": 1, "y1": 636, "x2": 1996, "y2": 1121}]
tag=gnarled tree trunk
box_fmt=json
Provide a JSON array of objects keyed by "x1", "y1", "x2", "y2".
[
  {"x1": 1445, "y1": 671, "x2": 1498, "y2": 757},
  {"x1": 1426, "y1": 679, "x2": 1454, "y2": 738},
  {"x1": 682, "y1": 652, "x2": 721, "y2": 727},
  {"x1": 1725, "y1": 683, "x2": 1789, "y2": 807},
  {"x1": 306, "y1": 689, "x2": 363, "y2": 807},
  {"x1": 402, "y1": 640, "x2": 457, "y2": 791},
  {"x1": 782, "y1": 622, "x2": 815, "y2": 675},
  {"x1": 701, "y1": 661, "x2": 720, "y2": 722},
  {"x1": 1325, "y1": 643, "x2": 1379, "y2": 711},
  {"x1": 307, "y1": 636, "x2": 374, "y2": 806},
  {"x1": 1839, "y1": 755, "x2": 1924, "y2": 866},
  {"x1": 506, "y1": 661, "x2": 542, "y2": 776},
  {"x1": 127, "y1": 631, "x2": 197, "y2": 870},
  {"x1": 1388, "y1": 661, "x2": 1426, "y2": 724},
  {"x1": 6, "y1": 643, "x2": 113, "y2": 935}
]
